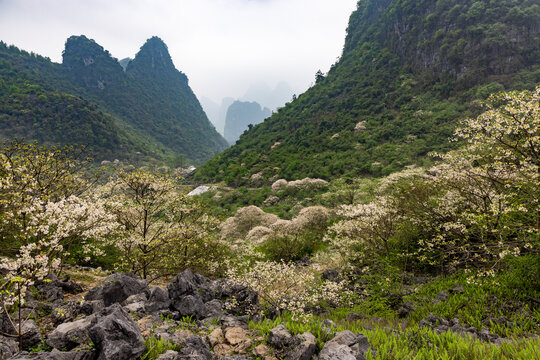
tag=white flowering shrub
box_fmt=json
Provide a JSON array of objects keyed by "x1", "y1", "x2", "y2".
[
  {"x1": 326, "y1": 196, "x2": 401, "y2": 265},
  {"x1": 259, "y1": 206, "x2": 331, "y2": 262},
  {"x1": 269, "y1": 219, "x2": 292, "y2": 232},
  {"x1": 354, "y1": 121, "x2": 367, "y2": 132},
  {"x1": 291, "y1": 206, "x2": 331, "y2": 234},
  {"x1": 245, "y1": 226, "x2": 273, "y2": 243},
  {"x1": 327, "y1": 87, "x2": 540, "y2": 272},
  {"x1": 100, "y1": 169, "x2": 226, "y2": 279},
  {"x1": 271, "y1": 178, "x2": 329, "y2": 198},
  {"x1": 0, "y1": 141, "x2": 116, "y2": 323},
  {"x1": 220, "y1": 205, "x2": 279, "y2": 240},
  {"x1": 226, "y1": 261, "x2": 353, "y2": 322},
  {"x1": 286, "y1": 178, "x2": 328, "y2": 193},
  {"x1": 271, "y1": 179, "x2": 288, "y2": 192}
]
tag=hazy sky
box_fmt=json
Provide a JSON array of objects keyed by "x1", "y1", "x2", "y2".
[{"x1": 0, "y1": 0, "x2": 358, "y2": 102}]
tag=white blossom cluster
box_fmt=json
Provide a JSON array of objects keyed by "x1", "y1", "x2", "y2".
[
  {"x1": 326, "y1": 87, "x2": 540, "y2": 270},
  {"x1": 226, "y1": 261, "x2": 353, "y2": 322},
  {"x1": 326, "y1": 196, "x2": 400, "y2": 263},
  {"x1": 246, "y1": 206, "x2": 331, "y2": 244},
  {"x1": 270, "y1": 178, "x2": 328, "y2": 193},
  {"x1": 0, "y1": 142, "x2": 117, "y2": 306},
  {"x1": 221, "y1": 205, "x2": 280, "y2": 241}
]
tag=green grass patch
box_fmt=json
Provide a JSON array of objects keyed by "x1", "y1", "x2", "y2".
[
  {"x1": 141, "y1": 336, "x2": 182, "y2": 360},
  {"x1": 249, "y1": 314, "x2": 540, "y2": 360},
  {"x1": 403, "y1": 268, "x2": 540, "y2": 337}
]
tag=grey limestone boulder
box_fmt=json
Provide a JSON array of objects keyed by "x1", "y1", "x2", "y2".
[
  {"x1": 221, "y1": 315, "x2": 248, "y2": 329},
  {"x1": 21, "y1": 320, "x2": 41, "y2": 351},
  {"x1": 177, "y1": 335, "x2": 212, "y2": 360},
  {"x1": 0, "y1": 315, "x2": 40, "y2": 351},
  {"x1": 85, "y1": 273, "x2": 149, "y2": 307},
  {"x1": 328, "y1": 331, "x2": 360, "y2": 347},
  {"x1": 203, "y1": 299, "x2": 222, "y2": 318},
  {"x1": 168, "y1": 270, "x2": 211, "y2": 320},
  {"x1": 268, "y1": 324, "x2": 293, "y2": 348},
  {"x1": 323, "y1": 331, "x2": 373, "y2": 360},
  {"x1": 156, "y1": 350, "x2": 181, "y2": 360},
  {"x1": 285, "y1": 332, "x2": 316, "y2": 360},
  {"x1": 79, "y1": 300, "x2": 105, "y2": 317},
  {"x1": 36, "y1": 274, "x2": 64, "y2": 304},
  {"x1": 7, "y1": 349, "x2": 95, "y2": 359},
  {"x1": 46, "y1": 315, "x2": 95, "y2": 351},
  {"x1": 51, "y1": 301, "x2": 81, "y2": 325},
  {"x1": 172, "y1": 294, "x2": 206, "y2": 319},
  {"x1": 319, "y1": 342, "x2": 356, "y2": 360},
  {"x1": 88, "y1": 303, "x2": 145, "y2": 360},
  {"x1": 146, "y1": 286, "x2": 171, "y2": 314},
  {"x1": 168, "y1": 269, "x2": 258, "y2": 320},
  {"x1": 168, "y1": 269, "x2": 198, "y2": 300},
  {"x1": 0, "y1": 335, "x2": 18, "y2": 360}
]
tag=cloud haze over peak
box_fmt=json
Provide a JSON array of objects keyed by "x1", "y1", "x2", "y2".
[{"x1": 0, "y1": 0, "x2": 358, "y2": 102}]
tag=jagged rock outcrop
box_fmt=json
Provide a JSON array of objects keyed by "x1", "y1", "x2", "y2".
[
  {"x1": 88, "y1": 304, "x2": 146, "y2": 360},
  {"x1": 8, "y1": 349, "x2": 95, "y2": 360},
  {"x1": 46, "y1": 315, "x2": 95, "y2": 351},
  {"x1": 286, "y1": 332, "x2": 316, "y2": 360},
  {"x1": 4, "y1": 269, "x2": 381, "y2": 360},
  {"x1": 317, "y1": 331, "x2": 373, "y2": 360},
  {"x1": 167, "y1": 269, "x2": 257, "y2": 320},
  {"x1": 84, "y1": 273, "x2": 149, "y2": 307},
  {"x1": 0, "y1": 336, "x2": 18, "y2": 360},
  {"x1": 0, "y1": 318, "x2": 41, "y2": 352}
]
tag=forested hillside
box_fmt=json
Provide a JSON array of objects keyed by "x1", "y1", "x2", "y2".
[
  {"x1": 0, "y1": 42, "x2": 154, "y2": 162},
  {"x1": 194, "y1": 0, "x2": 540, "y2": 184},
  {"x1": 0, "y1": 36, "x2": 228, "y2": 164}
]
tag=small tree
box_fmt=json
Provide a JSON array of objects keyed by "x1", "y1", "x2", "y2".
[
  {"x1": 0, "y1": 140, "x2": 91, "y2": 249},
  {"x1": 315, "y1": 69, "x2": 325, "y2": 83},
  {"x1": 449, "y1": 86, "x2": 539, "y2": 234},
  {"x1": 0, "y1": 140, "x2": 114, "y2": 351},
  {"x1": 102, "y1": 169, "x2": 223, "y2": 279}
]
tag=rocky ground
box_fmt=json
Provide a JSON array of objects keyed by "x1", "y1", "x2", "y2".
[{"x1": 0, "y1": 269, "x2": 519, "y2": 360}]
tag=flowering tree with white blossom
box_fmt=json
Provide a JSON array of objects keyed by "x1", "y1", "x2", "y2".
[
  {"x1": 328, "y1": 87, "x2": 539, "y2": 272},
  {"x1": 0, "y1": 141, "x2": 116, "y2": 350},
  {"x1": 101, "y1": 168, "x2": 223, "y2": 280},
  {"x1": 226, "y1": 261, "x2": 353, "y2": 322}
]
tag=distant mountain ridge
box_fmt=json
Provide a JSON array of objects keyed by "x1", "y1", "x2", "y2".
[
  {"x1": 194, "y1": 0, "x2": 540, "y2": 184},
  {"x1": 200, "y1": 96, "x2": 234, "y2": 136},
  {"x1": 241, "y1": 81, "x2": 294, "y2": 111},
  {"x1": 0, "y1": 35, "x2": 228, "y2": 164},
  {"x1": 224, "y1": 100, "x2": 271, "y2": 144}
]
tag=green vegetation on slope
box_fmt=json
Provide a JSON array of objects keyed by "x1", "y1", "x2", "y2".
[
  {"x1": 0, "y1": 43, "x2": 154, "y2": 162},
  {"x1": 0, "y1": 35, "x2": 228, "y2": 165},
  {"x1": 194, "y1": 0, "x2": 540, "y2": 185},
  {"x1": 62, "y1": 35, "x2": 228, "y2": 164},
  {"x1": 1, "y1": 86, "x2": 538, "y2": 357}
]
